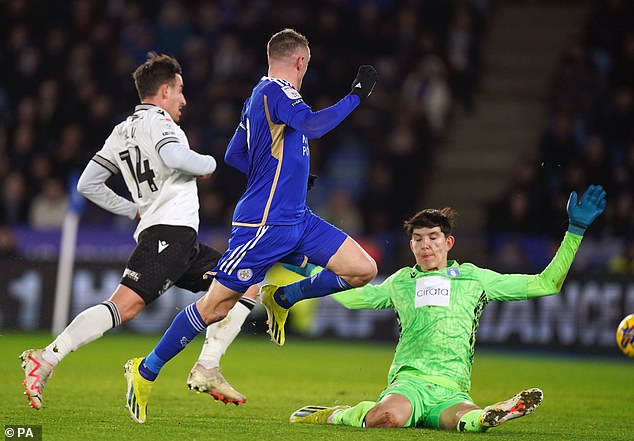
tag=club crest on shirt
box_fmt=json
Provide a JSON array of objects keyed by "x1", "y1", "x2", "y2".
[
  {"x1": 447, "y1": 268, "x2": 460, "y2": 277},
  {"x1": 237, "y1": 268, "x2": 253, "y2": 281},
  {"x1": 281, "y1": 85, "x2": 302, "y2": 100}
]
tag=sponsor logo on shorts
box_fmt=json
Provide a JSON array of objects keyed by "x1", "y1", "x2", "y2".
[
  {"x1": 237, "y1": 268, "x2": 253, "y2": 282},
  {"x1": 158, "y1": 240, "x2": 170, "y2": 254},
  {"x1": 123, "y1": 268, "x2": 140, "y2": 282}
]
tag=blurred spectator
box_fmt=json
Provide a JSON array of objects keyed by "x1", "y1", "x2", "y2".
[
  {"x1": 447, "y1": 2, "x2": 479, "y2": 110},
  {"x1": 29, "y1": 178, "x2": 69, "y2": 229},
  {"x1": 317, "y1": 188, "x2": 364, "y2": 238},
  {"x1": 1, "y1": 172, "x2": 29, "y2": 225},
  {"x1": 0, "y1": 225, "x2": 20, "y2": 258},
  {"x1": 608, "y1": 237, "x2": 634, "y2": 275},
  {"x1": 0, "y1": 0, "x2": 491, "y2": 267},
  {"x1": 539, "y1": 113, "x2": 580, "y2": 168},
  {"x1": 487, "y1": 188, "x2": 543, "y2": 234},
  {"x1": 401, "y1": 56, "x2": 452, "y2": 140},
  {"x1": 486, "y1": 0, "x2": 634, "y2": 272},
  {"x1": 607, "y1": 191, "x2": 634, "y2": 236},
  {"x1": 488, "y1": 241, "x2": 533, "y2": 273}
]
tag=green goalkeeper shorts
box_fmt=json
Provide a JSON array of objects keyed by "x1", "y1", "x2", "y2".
[{"x1": 377, "y1": 371, "x2": 473, "y2": 429}]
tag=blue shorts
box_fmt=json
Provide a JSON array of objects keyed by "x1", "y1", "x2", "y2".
[{"x1": 214, "y1": 209, "x2": 347, "y2": 292}]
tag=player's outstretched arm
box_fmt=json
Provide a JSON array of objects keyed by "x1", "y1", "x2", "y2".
[
  {"x1": 287, "y1": 65, "x2": 378, "y2": 139},
  {"x1": 525, "y1": 185, "x2": 607, "y2": 298}
]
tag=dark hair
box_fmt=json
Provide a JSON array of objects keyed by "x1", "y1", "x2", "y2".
[
  {"x1": 132, "y1": 52, "x2": 182, "y2": 100},
  {"x1": 403, "y1": 208, "x2": 458, "y2": 236},
  {"x1": 267, "y1": 28, "x2": 309, "y2": 60}
]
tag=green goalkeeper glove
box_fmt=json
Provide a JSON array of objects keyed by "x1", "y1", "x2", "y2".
[{"x1": 566, "y1": 184, "x2": 606, "y2": 235}]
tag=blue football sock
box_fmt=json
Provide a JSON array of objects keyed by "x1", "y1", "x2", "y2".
[
  {"x1": 274, "y1": 269, "x2": 352, "y2": 308},
  {"x1": 138, "y1": 303, "x2": 206, "y2": 381},
  {"x1": 280, "y1": 262, "x2": 320, "y2": 277}
]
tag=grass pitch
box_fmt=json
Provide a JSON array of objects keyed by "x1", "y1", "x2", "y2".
[{"x1": 1, "y1": 332, "x2": 631, "y2": 441}]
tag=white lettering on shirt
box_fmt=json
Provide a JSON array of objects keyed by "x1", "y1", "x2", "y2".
[{"x1": 415, "y1": 276, "x2": 450, "y2": 308}]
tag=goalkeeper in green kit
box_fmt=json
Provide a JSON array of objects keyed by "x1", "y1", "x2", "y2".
[{"x1": 289, "y1": 184, "x2": 606, "y2": 432}]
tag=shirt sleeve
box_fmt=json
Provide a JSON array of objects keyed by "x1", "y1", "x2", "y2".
[
  {"x1": 269, "y1": 83, "x2": 361, "y2": 139},
  {"x1": 525, "y1": 231, "x2": 582, "y2": 298},
  {"x1": 77, "y1": 159, "x2": 138, "y2": 219},
  {"x1": 224, "y1": 125, "x2": 248, "y2": 174},
  {"x1": 331, "y1": 273, "x2": 396, "y2": 310},
  {"x1": 480, "y1": 232, "x2": 583, "y2": 301},
  {"x1": 224, "y1": 99, "x2": 249, "y2": 174},
  {"x1": 159, "y1": 142, "x2": 216, "y2": 176}
]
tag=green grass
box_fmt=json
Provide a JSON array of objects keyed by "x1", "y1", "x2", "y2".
[{"x1": 0, "y1": 333, "x2": 631, "y2": 440}]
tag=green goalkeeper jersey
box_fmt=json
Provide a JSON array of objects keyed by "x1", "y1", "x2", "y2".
[{"x1": 332, "y1": 232, "x2": 582, "y2": 393}]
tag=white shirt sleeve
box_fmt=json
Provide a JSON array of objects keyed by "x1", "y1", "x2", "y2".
[
  {"x1": 158, "y1": 142, "x2": 217, "y2": 176},
  {"x1": 77, "y1": 160, "x2": 138, "y2": 219}
]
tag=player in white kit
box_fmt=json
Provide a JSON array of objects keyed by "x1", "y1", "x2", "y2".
[{"x1": 19, "y1": 52, "x2": 254, "y2": 411}]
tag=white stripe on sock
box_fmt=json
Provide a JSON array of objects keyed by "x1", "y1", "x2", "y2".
[{"x1": 185, "y1": 304, "x2": 206, "y2": 332}]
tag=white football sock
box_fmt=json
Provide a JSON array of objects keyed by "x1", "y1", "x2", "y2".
[
  {"x1": 196, "y1": 298, "x2": 254, "y2": 369},
  {"x1": 42, "y1": 301, "x2": 120, "y2": 366}
]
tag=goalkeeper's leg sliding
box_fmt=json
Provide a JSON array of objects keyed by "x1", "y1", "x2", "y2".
[
  {"x1": 290, "y1": 388, "x2": 543, "y2": 432},
  {"x1": 457, "y1": 388, "x2": 544, "y2": 432}
]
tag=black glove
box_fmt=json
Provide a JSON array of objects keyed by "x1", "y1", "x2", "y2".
[
  {"x1": 307, "y1": 173, "x2": 318, "y2": 190},
  {"x1": 350, "y1": 65, "x2": 378, "y2": 101}
]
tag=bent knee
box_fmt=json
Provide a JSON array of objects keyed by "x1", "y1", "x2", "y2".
[
  {"x1": 349, "y1": 258, "x2": 378, "y2": 287},
  {"x1": 363, "y1": 258, "x2": 378, "y2": 282},
  {"x1": 365, "y1": 408, "x2": 408, "y2": 428}
]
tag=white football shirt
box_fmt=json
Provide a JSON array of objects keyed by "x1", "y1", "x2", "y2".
[{"x1": 92, "y1": 104, "x2": 201, "y2": 240}]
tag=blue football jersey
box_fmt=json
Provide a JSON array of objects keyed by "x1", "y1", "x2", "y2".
[{"x1": 232, "y1": 77, "x2": 312, "y2": 226}]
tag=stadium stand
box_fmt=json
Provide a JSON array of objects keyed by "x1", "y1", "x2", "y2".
[
  {"x1": 0, "y1": 0, "x2": 490, "y2": 273},
  {"x1": 485, "y1": 0, "x2": 633, "y2": 273}
]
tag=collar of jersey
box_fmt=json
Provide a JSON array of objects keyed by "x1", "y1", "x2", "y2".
[
  {"x1": 413, "y1": 260, "x2": 459, "y2": 274},
  {"x1": 135, "y1": 103, "x2": 158, "y2": 112}
]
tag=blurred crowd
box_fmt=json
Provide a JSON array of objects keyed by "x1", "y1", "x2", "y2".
[
  {"x1": 0, "y1": 0, "x2": 490, "y2": 269},
  {"x1": 486, "y1": 0, "x2": 634, "y2": 274}
]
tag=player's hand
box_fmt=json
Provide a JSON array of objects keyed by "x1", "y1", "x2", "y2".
[
  {"x1": 350, "y1": 65, "x2": 378, "y2": 101},
  {"x1": 566, "y1": 184, "x2": 606, "y2": 235},
  {"x1": 307, "y1": 173, "x2": 318, "y2": 190},
  {"x1": 199, "y1": 173, "x2": 213, "y2": 179}
]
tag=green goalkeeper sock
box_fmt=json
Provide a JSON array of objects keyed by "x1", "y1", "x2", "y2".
[
  {"x1": 457, "y1": 409, "x2": 488, "y2": 432},
  {"x1": 332, "y1": 401, "x2": 376, "y2": 427}
]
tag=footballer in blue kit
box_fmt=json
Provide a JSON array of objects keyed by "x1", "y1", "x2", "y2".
[
  {"x1": 123, "y1": 28, "x2": 379, "y2": 423},
  {"x1": 215, "y1": 73, "x2": 359, "y2": 290}
]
